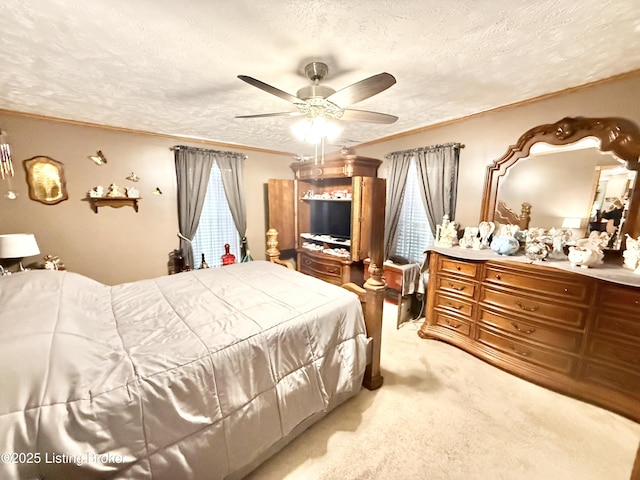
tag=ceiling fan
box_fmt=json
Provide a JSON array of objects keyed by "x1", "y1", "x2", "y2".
[{"x1": 235, "y1": 62, "x2": 398, "y2": 125}]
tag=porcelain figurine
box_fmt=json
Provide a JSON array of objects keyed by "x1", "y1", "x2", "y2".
[
  {"x1": 459, "y1": 226, "x2": 479, "y2": 249},
  {"x1": 88, "y1": 185, "x2": 104, "y2": 198},
  {"x1": 490, "y1": 235, "x2": 520, "y2": 256},
  {"x1": 434, "y1": 215, "x2": 459, "y2": 248},
  {"x1": 478, "y1": 221, "x2": 495, "y2": 249},
  {"x1": 567, "y1": 246, "x2": 604, "y2": 268},
  {"x1": 524, "y1": 240, "x2": 550, "y2": 262},
  {"x1": 623, "y1": 234, "x2": 640, "y2": 272},
  {"x1": 548, "y1": 227, "x2": 573, "y2": 259},
  {"x1": 107, "y1": 183, "x2": 124, "y2": 197},
  {"x1": 567, "y1": 231, "x2": 609, "y2": 268}
]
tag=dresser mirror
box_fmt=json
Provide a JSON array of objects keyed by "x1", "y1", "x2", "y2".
[{"x1": 480, "y1": 117, "x2": 640, "y2": 251}]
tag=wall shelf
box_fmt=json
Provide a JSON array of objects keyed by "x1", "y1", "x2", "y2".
[{"x1": 85, "y1": 197, "x2": 140, "y2": 213}]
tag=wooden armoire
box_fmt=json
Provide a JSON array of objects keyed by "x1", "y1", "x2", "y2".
[{"x1": 268, "y1": 152, "x2": 385, "y2": 286}]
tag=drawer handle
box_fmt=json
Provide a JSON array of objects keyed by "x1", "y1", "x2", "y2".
[
  {"x1": 510, "y1": 322, "x2": 536, "y2": 334},
  {"x1": 445, "y1": 320, "x2": 461, "y2": 329},
  {"x1": 495, "y1": 274, "x2": 501, "y2": 280},
  {"x1": 455, "y1": 266, "x2": 462, "y2": 271},
  {"x1": 509, "y1": 343, "x2": 531, "y2": 357},
  {"x1": 446, "y1": 301, "x2": 463, "y2": 310},
  {"x1": 448, "y1": 282, "x2": 465, "y2": 291},
  {"x1": 515, "y1": 300, "x2": 539, "y2": 312}
]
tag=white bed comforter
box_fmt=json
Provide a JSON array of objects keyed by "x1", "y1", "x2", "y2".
[{"x1": 0, "y1": 261, "x2": 367, "y2": 479}]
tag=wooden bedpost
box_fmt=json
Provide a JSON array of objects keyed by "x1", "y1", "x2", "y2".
[
  {"x1": 266, "y1": 228, "x2": 294, "y2": 269},
  {"x1": 360, "y1": 200, "x2": 386, "y2": 389}
]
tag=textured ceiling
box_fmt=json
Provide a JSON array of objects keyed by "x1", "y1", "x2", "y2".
[{"x1": 2, "y1": 0, "x2": 640, "y2": 157}]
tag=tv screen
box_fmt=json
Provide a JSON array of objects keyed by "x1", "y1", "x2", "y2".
[{"x1": 309, "y1": 200, "x2": 352, "y2": 240}]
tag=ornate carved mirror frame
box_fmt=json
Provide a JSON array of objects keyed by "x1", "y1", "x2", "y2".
[{"x1": 480, "y1": 116, "x2": 640, "y2": 240}]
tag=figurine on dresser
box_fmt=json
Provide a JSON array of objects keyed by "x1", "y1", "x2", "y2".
[
  {"x1": 567, "y1": 231, "x2": 610, "y2": 268},
  {"x1": 434, "y1": 215, "x2": 459, "y2": 248},
  {"x1": 623, "y1": 234, "x2": 640, "y2": 273}
]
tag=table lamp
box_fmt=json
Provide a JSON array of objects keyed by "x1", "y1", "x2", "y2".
[
  {"x1": 0, "y1": 233, "x2": 40, "y2": 273},
  {"x1": 562, "y1": 217, "x2": 582, "y2": 239}
]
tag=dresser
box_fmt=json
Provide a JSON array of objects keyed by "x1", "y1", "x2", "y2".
[{"x1": 419, "y1": 247, "x2": 640, "y2": 423}]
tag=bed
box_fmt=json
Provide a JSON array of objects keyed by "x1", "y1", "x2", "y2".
[{"x1": 0, "y1": 259, "x2": 378, "y2": 480}]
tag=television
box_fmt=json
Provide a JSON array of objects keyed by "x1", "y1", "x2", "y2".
[{"x1": 309, "y1": 200, "x2": 352, "y2": 240}]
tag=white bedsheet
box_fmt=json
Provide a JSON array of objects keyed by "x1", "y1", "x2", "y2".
[{"x1": 0, "y1": 261, "x2": 367, "y2": 479}]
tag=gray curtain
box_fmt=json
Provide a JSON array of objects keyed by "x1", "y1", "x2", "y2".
[
  {"x1": 414, "y1": 144, "x2": 461, "y2": 237},
  {"x1": 216, "y1": 152, "x2": 252, "y2": 262},
  {"x1": 384, "y1": 143, "x2": 461, "y2": 258},
  {"x1": 383, "y1": 151, "x2": 413, "y2": 258},
  {"x1": 174, "y1": 146, "x2": 215, "y2": 269}
]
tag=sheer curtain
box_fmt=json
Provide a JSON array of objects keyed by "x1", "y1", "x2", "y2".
[{"x1": 173, "y1": 146, "x2": 249, "y2": 267}]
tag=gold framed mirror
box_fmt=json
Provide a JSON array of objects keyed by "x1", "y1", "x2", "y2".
[
  {"x1": 480, "y1": 117, "x2": 640, "y2": 249},
  {"x1": 23, "y1": 156, "x2": 69, "y2": 205}
]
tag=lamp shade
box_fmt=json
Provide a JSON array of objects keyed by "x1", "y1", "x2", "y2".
[
  {"x1": 0, "y1": 234, "x2": 40, "y2": 259},
  {"x1": 561, "y1": 217, "x2": 582, "y2": 229}
]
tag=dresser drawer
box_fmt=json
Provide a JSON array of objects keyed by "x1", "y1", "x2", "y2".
[
  {"x1": 436, "y1": 256, "x2": 479, "y2": 279},
  {"x1": 434, "y1": 292, "x2": 474, "y2": 318},
  {"x1": 586, "y1": 335, "x2": 640, "y2": 369},
  {"x1": 581, "y1": 361, "x2": 640, "y2": 398},
  {"x1": 432, "y1": 310, "x2": 472, "y2": 336},
  {"x1": 435, "y1": 275, "x2": 477, "y2": 299},
  {"x1": 478, "y1": 308, "x2": 583, "y2": 353},
  {"x1": 299, "y1": 254, "x2": 347, "y2": 285},
  {"x1": 484, "y1": 264, "x2": 590, "y2": 303},
  {"x1": 597, "y1": 283, "x2": 640, "y2": 318},
  {"x1": 476, "y1": 326, "x2": 576, "y2": 375},
  {"x1": 592, "y1": 312, "x2": 640, "y2": 341},
  {"x1": 480, "y1": 287, "x2": 587, "y2": 328}
]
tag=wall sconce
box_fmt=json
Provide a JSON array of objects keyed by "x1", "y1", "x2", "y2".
[
  {"x1": 89, "y1": 150, "x2": 108, "y2": 165},
  {"x1": 0, "y1": 233, "x2": 40, "y2": 274}
]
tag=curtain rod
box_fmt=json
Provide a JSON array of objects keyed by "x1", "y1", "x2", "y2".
[
  {"x1": 171, "y1": 145, "x2": 247, "y2": 158},
  {"x1": 385, "y1": 142, "x2": 464, "y2": 159}
]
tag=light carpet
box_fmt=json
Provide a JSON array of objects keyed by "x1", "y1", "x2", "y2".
[{"x1": 246, "y1": 302, "x2": 640, "y2": 480}]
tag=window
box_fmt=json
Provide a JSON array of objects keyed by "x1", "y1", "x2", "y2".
[
  {"x1": 192, "y1": 162, "x2": 240, "y2": 268},
  {"x1": 392, "y1": 159, "x2": 434, "y2": 263}
]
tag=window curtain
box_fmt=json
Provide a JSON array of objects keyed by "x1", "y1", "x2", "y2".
[
  {"x1": 174, "y1": 146, "x2": 215, "y2": 269},
  {"x1": 383, "y1": 151, "x2": 413, "y2": 259},
  {"x1": 414, "y1": 143, "x2": 461, "y2": 237},
  {"x1": 384, "y1": 143, "x2": 461, "y2": 256},
  {"x1": 216, "y1": 152, "x2": 252, "y2": 262},
  {"x1": 173, "y1": 146, "x2": 250, "y2": 267}
]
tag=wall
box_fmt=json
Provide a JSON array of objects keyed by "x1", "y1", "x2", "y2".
[
  {"x1": 355, "y1": 71, "x2": 640, "y2": 230},
  {"x1": 2, "y1": 72, "x2": 640, "y2": 283},
  {"x1": 0, "y1": 112, "x2": 293, "y2": 284}
]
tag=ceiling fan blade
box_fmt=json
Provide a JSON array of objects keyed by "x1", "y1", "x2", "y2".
[
  {"x1": 340, "y1": 109, "x2": 398, "y2": 124},
  {"x1": 235, "y1": 111, "x2": 303, "y2": 119},
  {"x1": 237, "y1": 75, "x2": 302, "y2": 104},
  {"x1": 326, "y1": 73, "x2": 396, "y2": 107}
]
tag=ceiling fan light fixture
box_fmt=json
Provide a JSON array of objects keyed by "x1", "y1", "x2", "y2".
[{"x1": 291, "y1": 116, "x2": 342, "y2": 144}]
